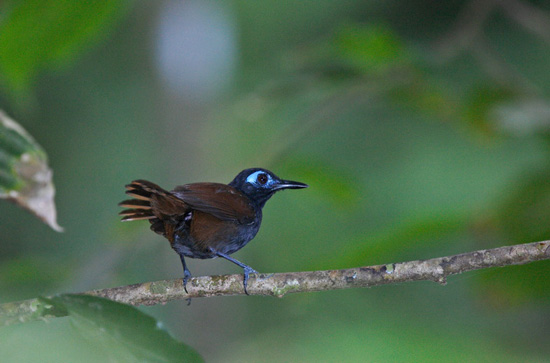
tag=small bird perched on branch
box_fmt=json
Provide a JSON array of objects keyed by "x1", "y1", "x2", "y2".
[{"x1": 119, "y1": 168, "x2": 308, "y2": 294}]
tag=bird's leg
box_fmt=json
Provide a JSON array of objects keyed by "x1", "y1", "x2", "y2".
[
  {"x1": 172, "y1": 235, "x2": 192, "y2": 293},
  {"x1": 212, "y1": 250, "x2": 258, "y2": 295},
  {"x1": 179, "y1": 254, "x2": 192, "y2": 294}
]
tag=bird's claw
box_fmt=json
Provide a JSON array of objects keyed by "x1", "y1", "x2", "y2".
[
  {"x1": 182, "y1": 269, "x2": 192, "y2": 294},
  {"x1": 243, "y1": 266, "x2": 259, "y2": 295}
]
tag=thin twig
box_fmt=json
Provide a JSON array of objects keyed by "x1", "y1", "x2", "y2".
[{"x1": 1, "y1": 240, "x2": 549, "y2": 326}]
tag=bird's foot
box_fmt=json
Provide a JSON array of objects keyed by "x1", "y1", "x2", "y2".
[
  {"x1": 243, "y1": 266, "x2": 259, "y2": 295},
  {"x1": 182, "y1": 268, "x2": 192, "y2": 294},
  {"x1": 209, "y1": 249, "x2": 260, "y2": 295}
]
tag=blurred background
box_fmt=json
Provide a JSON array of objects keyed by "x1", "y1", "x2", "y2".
[{"x1": 1, "y1": 0, "x2": 550, "y2": 361}]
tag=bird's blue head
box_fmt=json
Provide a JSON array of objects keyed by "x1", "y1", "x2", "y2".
[{"x1": 229, "y1": 168, "x2": 308, "y2": 207}]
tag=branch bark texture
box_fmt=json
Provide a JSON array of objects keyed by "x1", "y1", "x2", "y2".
[{"x1": 2, "y1": 240, "x2": 549, "y2": 325}]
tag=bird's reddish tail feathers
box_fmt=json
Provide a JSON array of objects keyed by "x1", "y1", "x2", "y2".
[{"x1": 118, "y1": 179, "x2": 170, "y2": 221}]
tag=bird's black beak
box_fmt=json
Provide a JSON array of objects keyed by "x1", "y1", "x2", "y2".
[{"x1": 274, "y1": 179, "x2": 309, "y2": 190}]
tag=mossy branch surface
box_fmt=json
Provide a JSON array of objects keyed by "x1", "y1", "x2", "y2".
[{"x1": 2, "y1": 240, "x2": 549, "y2": 326}]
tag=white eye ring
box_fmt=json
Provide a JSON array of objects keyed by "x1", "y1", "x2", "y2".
[{"x1": 246, "y1": 171, "x2": 272, "y2": 187}]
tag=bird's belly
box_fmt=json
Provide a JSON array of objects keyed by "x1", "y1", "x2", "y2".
[{"x1": 173, "y1": 219, "x2": 261, "y2": 259}]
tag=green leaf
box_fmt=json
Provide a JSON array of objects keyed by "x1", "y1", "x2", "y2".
[
  {"x1": 0, "y1": 110, "x2": 62, "y2": 231},
  {"x1": 0, "y1": 295, "x2": 203, "y2": 361},
  {"x1": 333, "y1": 24, "x2": 409, "y2": 75},
  {"x1": 45, "y1": 294, "x2": 204, "y2": 362},
  {"x1": 0, "y1": 0, "x2": 127, "y2": 96}
]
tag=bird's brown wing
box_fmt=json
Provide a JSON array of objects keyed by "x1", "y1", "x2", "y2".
[{"x1": 172, "y1": 183, "x2": 256, "y2": 224}]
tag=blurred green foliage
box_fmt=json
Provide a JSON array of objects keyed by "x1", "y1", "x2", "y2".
[
  {"x1": 0, "y1": 0, "x2": 127, "y2": 98},
  {"x1": 334, "y1": 24, "x2": 409, "y2": 75},
  {"x1": 1, "y1": 0, "x2": 550, "y2": 362}
]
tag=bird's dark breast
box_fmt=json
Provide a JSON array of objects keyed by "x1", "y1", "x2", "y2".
[{"x1": 172, "y1": 210, "x2": 262, "y2": 259}]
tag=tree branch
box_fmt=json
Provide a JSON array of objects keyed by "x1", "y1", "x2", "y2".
[{"x1": 2, "y1": 240, "x2": 549, "y2": 326}]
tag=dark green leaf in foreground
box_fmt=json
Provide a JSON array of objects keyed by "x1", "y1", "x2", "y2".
[
  {"x1": 46, "y1": 294, "x2": 203, "y2": 362},
  {"x1": 0, "y1": 110, "x2": 62, "y2": 231}
]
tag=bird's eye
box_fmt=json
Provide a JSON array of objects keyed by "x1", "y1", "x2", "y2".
[{"x1": 257, "y1": 173, "x2": 268, "y2": 185}]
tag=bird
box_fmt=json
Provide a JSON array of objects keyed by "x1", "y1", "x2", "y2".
[{"x1": 118, "y1": 168, "x2": 308, "y2": 294}]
